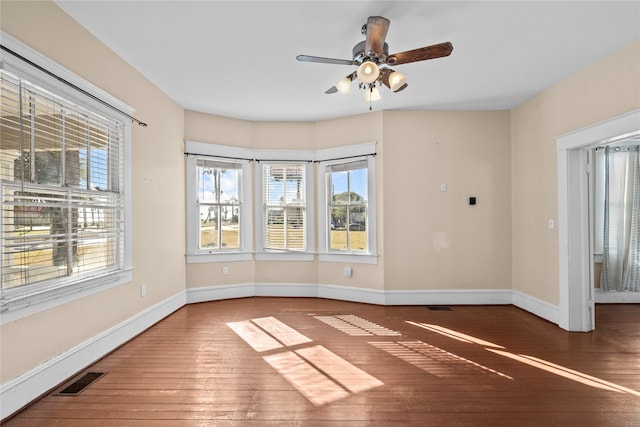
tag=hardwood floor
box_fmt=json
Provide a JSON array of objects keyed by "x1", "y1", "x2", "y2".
[{"x1": 4, "y1": 299, "x2": 640, "y2": 426}]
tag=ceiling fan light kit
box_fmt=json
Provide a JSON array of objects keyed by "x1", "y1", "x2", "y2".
[
  {"x1": 363, "y1": 85, "x2": 381, "y2": 102},
  {"x1": 297, "y1": 15, "x2": 453, "y2": 108},
  {"x1": 388, "y1": 71, "x2": 407, "y2": 92},
  {"x1": 335, "y1": 76, "x2": 353, "y2": 95},
  {"x1": 357, "y1": 61, "x2": 380, "y2": 84}
]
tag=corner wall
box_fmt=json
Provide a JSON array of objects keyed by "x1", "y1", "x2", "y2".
[{"x1": 511, "y1": 39, "x2": 640, "y2": 305}]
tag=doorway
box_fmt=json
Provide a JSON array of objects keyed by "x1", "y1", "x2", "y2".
[{"x1": 556, "y1": 109, "x2": 640, "y2": 332}]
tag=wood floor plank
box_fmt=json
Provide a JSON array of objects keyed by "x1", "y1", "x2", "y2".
[{"x1": 3, "y1": 299, "x2": 639, "y2": 426}]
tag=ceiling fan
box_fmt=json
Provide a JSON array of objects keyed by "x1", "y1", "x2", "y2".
[{"x1": 296, "y1": 16, "x2": 453, "y2": 104}]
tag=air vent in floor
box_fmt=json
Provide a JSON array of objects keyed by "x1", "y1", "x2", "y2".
[
  {"x1": 426, "y1": 306, "x2": 452, "y2": 311},
  {"x1": 56, "y1": 372, "x2": 105, "y2": 395}
]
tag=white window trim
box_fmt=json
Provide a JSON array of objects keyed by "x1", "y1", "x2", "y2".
[
  {"x1": 185, "y1": 143, "x2": 253, "y2": 263},
  {"x1": 255, "y1": 160, "x2": 315, "y2": 262},
  {"x1": 317, "y1": 144, "x2": 377, "y2": 264},
  {"x1": 0, "y1": 33, "x2": 133, "y2": 322}
]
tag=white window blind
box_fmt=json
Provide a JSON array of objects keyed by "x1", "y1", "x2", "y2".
[
  {"x1": 196, "y1": 157, "x2": 242, "y2": 251},
  {"x1": 1, "y1": 69, "x2": 126, "y2": 309},
  {"x1": 262, "y1": 163, "x2": 306, "y2": 251}
]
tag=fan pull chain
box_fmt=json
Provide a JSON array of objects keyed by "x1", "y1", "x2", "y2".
[{"x1": 369, "y1": 85, "x2": 373, "y2": 111}]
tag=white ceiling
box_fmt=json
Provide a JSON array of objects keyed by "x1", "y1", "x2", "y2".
[{"x1": 53, "y1": 1, "x2": 640, "y2": 122}]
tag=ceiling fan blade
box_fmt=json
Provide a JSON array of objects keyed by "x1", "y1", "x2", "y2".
[
  {"x1": 386, "y1": 41, "x2": 453, "y2": 66},
  {"x1": 296, "y1": 54, "x2": 357, "y2": 66},
  {"x1": 379, "y1": 68, "x2": 392, "y2": 90},
  {"x1": 325, "y1": 86, "x2": 338, "y2": 94},
  {"x1": 365, "y1": 16, "x2": 390, "y2": 59}
]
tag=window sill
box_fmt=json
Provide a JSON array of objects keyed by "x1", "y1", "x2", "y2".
[
  {"x1": 255, "y1": 252, "x2": 315, "y2": 262},
  {"x1": 318, "y1": 253, "x2": 378, "y2": 264},
  {"x1": 186, "y1": 252, "x2": 253, "y2": 264}
]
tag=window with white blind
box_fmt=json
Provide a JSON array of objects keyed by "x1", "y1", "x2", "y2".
[
  {"x1": 1, "y1": 55, "x2": 131, "y2": 314},
  {"x1": 261, "y1": 163, "x2": 307, "y2": 252}
]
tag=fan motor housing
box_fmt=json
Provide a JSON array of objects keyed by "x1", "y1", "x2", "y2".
[{"x1": 352, "y1": 41, "x2": 388, "y2": 64}]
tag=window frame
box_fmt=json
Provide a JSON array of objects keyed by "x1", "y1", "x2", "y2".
[
  {"x1": 317, "y1": 144, "x2": 377, "y2": 264},
  {"x1": 0, "y1": 33, "x2": 133, "y2": 322},
  {"x1": 185, "y1": 142, "x2": 252, "y2": 263},
  {"x1": 255, "y1": 160, "x2": 314, "y2": 261}
]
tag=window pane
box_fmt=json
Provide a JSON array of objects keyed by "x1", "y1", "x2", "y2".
[
  {"x1": 197, "y1": 166, "x2": 217, "y2": 203},
  {"x1": 265, "y1": 207, "x2": 284, "y2": 249},
  {"x1": 329, "y1": 207, "x2": 347, "y2": 250},
  {"x1": 348, "y1": 206, "x2": 367, "y2": 250},
  {"x1": 220, "y1": 169, "x2": 239, "y2": 203},
  {"x1": 285, "y1": 206, "x2": 305, "y2": 250},
  {"x1": 220, "y1": 205, "x2": 239, "y2": 249},
  {"x1": 199, "y1": 205, "x2": 219, "y2": 249},
  {"x1": 330, "y1": 170, "x2": 348, "y2": 204},
  {"x1": 349, "y1": 167, "x2": 367, "y2": 203},
  {"x1": 284, "y1": 167, "x2": 304, "y2": 204}
]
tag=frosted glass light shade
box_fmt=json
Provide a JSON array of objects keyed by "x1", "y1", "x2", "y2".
[
  {"x1": 388, "y1": 71, "x2": 407, "y2": 92},
  {"x1": 363, "y1": 86, "x2": 381, "y2": 102},
  {"x1": 357, "y1": 61, "x2": 380, "y2": 84},
  {"x1": 335, "y1": 77, "x2": 352, "y2": 95}
]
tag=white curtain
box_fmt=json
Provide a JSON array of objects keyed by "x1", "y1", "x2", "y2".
[{"x1": 600, "y1": 146, "x2": 640, "y2": 292}]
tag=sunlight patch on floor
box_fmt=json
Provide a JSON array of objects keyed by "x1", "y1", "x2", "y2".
[
  {"x1": 314, "y1": 314, "x2": 401, "y2": 336},
  {"x1": 251, "y1": 316, "x2": 313, "y2": 347},
  {"x1": 407, "y1": 321, "x2": 504, "y2": 348},
  {"x1": 228, "y1": 317, "x2": 384, "y2": 406},
  {"x1": 226, "y1": 320, "x2": 284, "y2": 352},
  {"x1": 370, "y1": 341, "x2": 513, "y2": 380},
  {"x1": 263, "y1": 350, "x2": 350, "y2": 406},
  {"x1": 296, "y1": 345, "x2": 384, "y2": 393},
  {"x1": 407, "y1": 321, "x2": 640, "y2": 396},
  {"x1": 487, "y1": 348, "x2": 640, "y2": 396}
]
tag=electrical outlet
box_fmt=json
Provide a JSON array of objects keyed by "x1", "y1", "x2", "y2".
[
  {"x1": 222, "y1": 266, "x2": 229, "y2": 276},
  {"x1": 140, "y1": 284, "x2": 146, "y2": 297},
  {"x1": 344, "y1": 267, "x2": 352, "y2": 277}
]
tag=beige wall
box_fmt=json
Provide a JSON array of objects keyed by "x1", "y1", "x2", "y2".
[
  {"x1": 511, "y1": 40, "x2": 640, "y2": 304},
  {"x1": 382, "y1": 111, "x2": 512, "y2": 290},
  {"x1": 1, "y1": 1, "x2": 186, "y2": 383}
]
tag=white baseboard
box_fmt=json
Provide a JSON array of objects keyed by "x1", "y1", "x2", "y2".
[
  {"x1": 384, "y1": 289, "x2": 513, "y2": 305},
  {"x1": 255, "y1": 283, "x2": 319, "y2": 298},
  {"x1": 318, "y1": 284, "x2": 387, "y2": 305},
  {"x1": 512, "y1": 290, "x2": 559, "y2": 324},
  {"x1": 186, "y1": 283, "x2": 256, "y2": 304},
  {"x1": 0, "y1": 291, "x2": 186, "y2": 421},
  {"x1": 1, "y1": 283, "x2": 562, "y2": 421}
]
